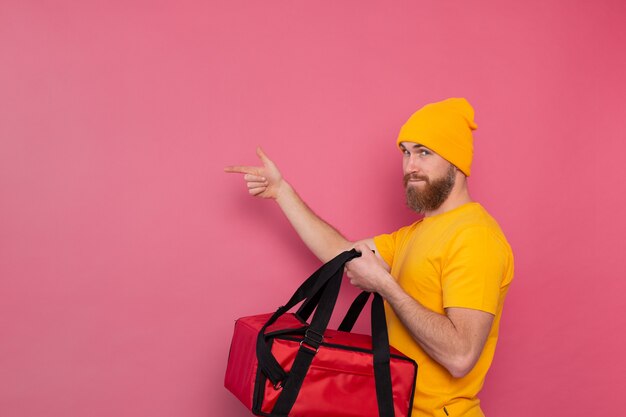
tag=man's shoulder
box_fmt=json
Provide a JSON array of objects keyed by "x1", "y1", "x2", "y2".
[
  {"x1": 446, "y1": 204, "x2": 513, "y2": 257},
  {"x1": 447, "y1": 203, "x2": 503, "y2": 231},
  {"x1": 378, "y1": 218, "x2": 424, "y2": 237}
]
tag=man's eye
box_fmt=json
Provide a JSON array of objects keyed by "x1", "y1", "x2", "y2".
[{"x1": 419, "y1": 149, "x2": 430, "y2": 156}]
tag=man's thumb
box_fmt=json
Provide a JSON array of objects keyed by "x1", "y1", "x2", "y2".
[{"x1": 257, "y1": 147, "x2": 272, "y2": 165}]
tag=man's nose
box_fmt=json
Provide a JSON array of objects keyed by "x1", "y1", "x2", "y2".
[{"x1": 405, "y1": 154, "x2": 421, "y2": 172}]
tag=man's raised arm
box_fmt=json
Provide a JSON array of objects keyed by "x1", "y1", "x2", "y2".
[{"x1": 225, "y1": 147, "x2": 358, "y2": 263}]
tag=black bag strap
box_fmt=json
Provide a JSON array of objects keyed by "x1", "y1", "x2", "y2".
[
  {"x1": 294, "y1": 282, "x2": 325, "y2": 322},
  {"x1": 298, "y1": 251, "x2": 377, "y2": 326},
  {"x1": 269, "y1": 254, "x2": 396, "y2": 417},
  {"x1": 338, "y1": 290, "x2": 371, "y2": 332},
  {"x1": 371, "y1": 292, "x2": 394, "y2": 417},
  {"x1": 255, "y1": 249, "x2": 361, "y2": 387},
  {"x1": 271, "y1": 267, "x2": 345, "y2": 416}
]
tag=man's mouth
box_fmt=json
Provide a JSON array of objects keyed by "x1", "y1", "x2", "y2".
[{"x1": 404, "y1": 174, "x2": 428, "y2": 187}]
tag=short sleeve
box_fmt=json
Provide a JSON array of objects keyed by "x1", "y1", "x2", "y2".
[
  {"x1": 373, "y1": 223, "x2": 418, "y2": 268},
  {"x1": 442, "y1": 226, "x2": 509, "y2": 314},
  {"x1": 373, "y1": 231, "x2": 398, "y2": 268}
]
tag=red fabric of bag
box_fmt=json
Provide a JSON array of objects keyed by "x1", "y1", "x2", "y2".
[{"x1": 225, "y1": 312, "x2": 417, "y2": 417}]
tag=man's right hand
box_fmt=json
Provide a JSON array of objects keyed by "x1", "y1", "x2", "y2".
[
  {"x1": 225, "y1": 146, "x2": 354, "y2": 263},
  {"x1": 224, "y1": 147, "x2": 284, "y2": 199}
]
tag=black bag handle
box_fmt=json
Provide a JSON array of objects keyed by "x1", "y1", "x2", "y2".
[
  {"x1": 298, "y1": 289, "x2": 370, "y2": 334},
  {"x1": 257, "y1": 250, "x2": 396, "y2": 417},
  {"x1": 296, "y1": 250, "x2": 376, "y2": 328},
  {"x1": 255, "y1": 249, "x2": 361, "y2": 386},
  {"x1": 272, "y1": 284, "x2": 395, "y2": 417},
  {"x1": 338, "y1": 290, "x2": 372, "y2": 332},
  {"x1": 371, "y1": 292, "x2": 394, "y2": 417}
]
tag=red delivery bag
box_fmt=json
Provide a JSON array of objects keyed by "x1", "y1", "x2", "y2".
[{"x1": 224, "y1": 249, "x2": 417, "y2": 417}]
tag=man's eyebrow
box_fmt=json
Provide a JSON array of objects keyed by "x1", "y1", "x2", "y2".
[
  {"x1": 404, "y1": 143, "x2": 429, "y2": 151},
  {"x1": 400, "y1": 143, "x2": 423, "y2": 149},
  {"x1": 400, "y1": 143, "x2": 431, "y2": 151}
]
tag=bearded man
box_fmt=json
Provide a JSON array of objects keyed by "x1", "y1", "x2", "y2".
[{"x1": 225, "y1": 98, "x2": 514, "y2": 417}]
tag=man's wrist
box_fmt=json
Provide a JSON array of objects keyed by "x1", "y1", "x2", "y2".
[
  {"x1": 377, "y1": 271, "x2": 402, "y2": 301},
  {"x1": 275, "y1": 180, "x2": 293, "y2": 203}
]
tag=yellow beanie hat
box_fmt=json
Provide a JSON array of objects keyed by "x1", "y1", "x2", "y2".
[{"x1": 397, "y1": 98, "x2": 478, "y2": 176}]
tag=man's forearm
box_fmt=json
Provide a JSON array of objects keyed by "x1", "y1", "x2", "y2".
[
  {"x1": 379, "y1": 278, "x2": 478, "y2": 378},
  {"x1": 276, "y1": 181, "x2": 352, "y2": 262}
]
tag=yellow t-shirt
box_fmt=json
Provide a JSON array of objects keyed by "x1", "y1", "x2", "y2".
[{"x1": 373, "y1": 202, "x2": 514, "y2": 417}]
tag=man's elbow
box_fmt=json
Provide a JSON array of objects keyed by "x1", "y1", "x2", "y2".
[{"x1": 446, "y1": 353, "x2": 479, "y2": 378}]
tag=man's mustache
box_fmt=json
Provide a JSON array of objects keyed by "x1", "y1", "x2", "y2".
[{"x1": 403, "y1": 173, "x2": 428, "y2": 187}]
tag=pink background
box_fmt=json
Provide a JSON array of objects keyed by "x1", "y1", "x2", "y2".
[{"x1": 1, "y1": 1, "x2": 625, "y2": 416}]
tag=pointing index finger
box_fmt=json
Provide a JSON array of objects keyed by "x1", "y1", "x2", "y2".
[{"x1": 224, "y1": 165, "x2": 260, "y2": 175}]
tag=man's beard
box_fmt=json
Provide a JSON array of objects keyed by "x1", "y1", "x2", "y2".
[{"x1": 404, "y1": 165, "x2": 457, "y2": 213}]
